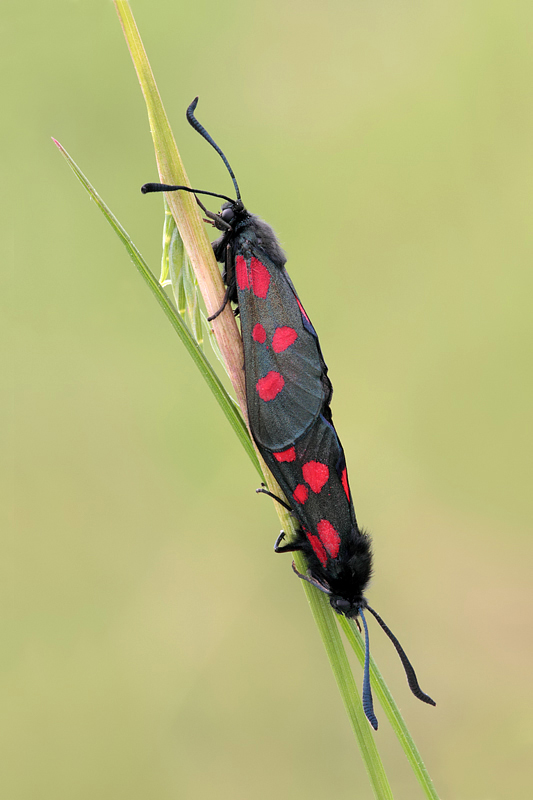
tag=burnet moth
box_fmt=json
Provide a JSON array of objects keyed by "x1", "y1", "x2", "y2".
[{"x1": 142, "y1": 98, "x2": 435, "y2": 729}]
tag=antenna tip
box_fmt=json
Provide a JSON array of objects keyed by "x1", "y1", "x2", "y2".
[{"x1": 187, "y1": 97, "x2": 199, "y2": 116}]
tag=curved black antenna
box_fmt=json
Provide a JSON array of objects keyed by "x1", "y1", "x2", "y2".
[
  {"x1": 291, "y1": 562, "x2": 331, "y2": 595},
  {"x1": 141, "y1": 183, "x2": 235, "y2": 204},
  {"x1": 359, "y1": 608, "x2": 378, "y2": 730},
  {"x1": 186, "y1": 97, "x2": 241, "y2": 201},
  {"x1": 365, "y1": 604, "x2": 436, "y2": 706}
]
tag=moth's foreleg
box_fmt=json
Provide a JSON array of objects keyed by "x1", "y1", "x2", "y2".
[
  {"x1": 256, "y1": 483, "x2": 292, "y2": 513},
  {"x1": 274, "y1": 531, "x2": 303, "y2": 554}
]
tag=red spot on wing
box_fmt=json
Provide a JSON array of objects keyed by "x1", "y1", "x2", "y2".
[
  {"x1": 341, "y1": 467, "x2": 350, "y2": 501},
  {"x1": 252, "y1": 323, "x2": 267, "y2": 343},
  {"x1": 272, "y1": 326, "x2": 298, "y2": 353},
  {"x1": 273, "y1": 447, "x2": 296, "y2": 462},
  {"x1": 236, "y1": 255, "x2": 249, "y2": 290},
  {"x1": 317, "y1": 519, "x2": 340, "y2": 559},
  {"x1": 293, "y1": 484, "x2": 309, "y2": 504},
  {"x1": 296, "y1": 296, "x2": 310, "y2": 322},
  {"x1": 256, "y1": 371, "x2": 284, "y2": 401},
  {"x1": 307, "y1": 533, "x2": 327, "y2": 567},
  {"x1": 302, "y1": 461, "x2": 329, "y2": 493},
  {"x1": 250, "y1": 257, "x2": 271, "y2": 298}
]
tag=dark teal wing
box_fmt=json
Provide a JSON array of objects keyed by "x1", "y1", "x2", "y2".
[{"x1": 236, "y1": 249, "x2": 330, "y2": 451}]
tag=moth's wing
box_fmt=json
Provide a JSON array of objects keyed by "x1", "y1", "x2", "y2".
[
  {"x1": 237, "y1": 250, "x2": 330, "y2": 451},
  {"x1": 261, "y1": 413, "x2": 357, "y2": 544}
]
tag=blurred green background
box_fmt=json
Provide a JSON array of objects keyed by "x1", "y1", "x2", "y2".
[{"x1": 5, "y1": 1, "x2": 533, "y2": 798}]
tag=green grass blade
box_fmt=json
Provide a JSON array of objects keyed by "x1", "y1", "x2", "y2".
[
  {"x1": 177, "y1": 262, "x2": 187, "y2": 317},
  {"x1": 339, "y1": 617, "x2": 441, "y2": 800},
  {"x1": 159, "y1": 200, "x2": 174, "y2": 285},
  {"x1": 181, "y1": 253, "x2": 202, "y2": 345},
  {"x1": 201, "y1": 310, "x2": 232, "y2": 373},
  {"x1": 53, "y1": 138, "x2": 261, "y2": 477},
  {"x1": 161, "y1": 200, "x2": 205, "y2": 347}
]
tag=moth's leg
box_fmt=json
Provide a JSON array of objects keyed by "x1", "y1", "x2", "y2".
[
  {"x1": 194, "y1": 196, "x2": 232, "y2": 230},
  {"x1": 274, "y1": 531, "x2": 303, "y2": 554},
  {"x1": 256, "y1": 483, "x2": 292, "y2": 513},
  {"x1": 256, "y1": 484, "x2": 301, "y2": 552},
  {"x1": 208, "y1": 244, "x2": 235, "y2": 321},
  {"x1": 208, "y1": 283, "x2": 233, "y2": 321}
]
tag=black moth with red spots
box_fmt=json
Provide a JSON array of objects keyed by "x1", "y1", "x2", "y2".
[{"x1": 141, "y1": 98, "x2": 435, "y2": 730}]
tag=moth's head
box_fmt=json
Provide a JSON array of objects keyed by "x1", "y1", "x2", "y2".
[
  {"x1": 329, "y1": 594, "x2": 365, "y2": 618},
  {"x1": 325, "y1": 542, "x2": 373, "y2": 618},
  {"x1": 292, "y1": 562, "x2": 367, "y2": 619},
  {"x1": 218, "y1": 199, "x2": 245, "y2": 226}
]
